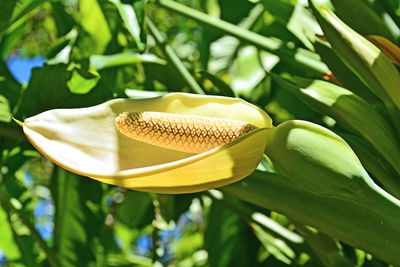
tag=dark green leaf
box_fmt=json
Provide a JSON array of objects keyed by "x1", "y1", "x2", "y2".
[
  {"x1": 331, "y1": 0, "x2": 394, "y2": 41},
  {"x1": 50, "y1": 167, "x2": 104, "y2": 267},
  {"x1": 116, "y1": 191, "x2": 154, "y2": 228},
  {"x1": 0, "y1": 1, "x2": 17, "y2": 34},
  {"x1": 16, "y1": 64, "x2": 113, "y2": 118},
  {"x1": 204, "y1": 200, "x2": 259, "y2": 267}
]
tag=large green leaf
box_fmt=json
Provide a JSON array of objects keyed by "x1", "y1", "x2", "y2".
[
  {"x1": 116, "y1": 191, "x2": 154, "y2": 228},
  {"x1": 314, "y1": 40, "x2": 379, "y2": 104},
  {"x1": 0, "y1": 1, "x2": 17, "y2": 34},
  {"x1": 204, "y1": 200, "x2": 259, "y2": 267},
  {"x1": 78, "y1": 0, "x2": 112, "y2": 56},
  {"x1": 16, "y1": 64, "x2": 113, "y2": 118},
  {"x1": 331, "y1": 0, "x2": 394, "y2": 41},
  {"x1": 222, "y1": 171, "x2": 400, "y2": 265},
  {"x1": 272, "y1": 74, "x2": 400, "y2": 178},
  {"x1": 50, "y1": 167, "x2": 105, "y2": 267}
]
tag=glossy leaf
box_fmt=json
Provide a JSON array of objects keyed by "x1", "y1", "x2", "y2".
[
  {"x1": 222, "y1": 170, "x2": 400, "y2": 265},
  {"x1": 271, "y1": 74, "x2": 400, "y2": 176},
  {"x1": 331, "y1": 0, "x2": 394, "y2": 41},
  {"x1": 310, "y1": 1, "x2": 400, "y2": 110}
]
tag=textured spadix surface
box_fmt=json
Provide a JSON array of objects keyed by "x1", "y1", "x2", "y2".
[{"x1": 22, "y1": 93, "x2": 272, "y2": 193}]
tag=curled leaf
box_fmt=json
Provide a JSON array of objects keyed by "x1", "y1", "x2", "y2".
[{"x1": 21, "y1": 93, "x2": 272, "y2": 193}]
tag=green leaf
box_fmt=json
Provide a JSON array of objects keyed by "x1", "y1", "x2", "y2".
[
  {"x1": 79, "y1": 0, "x2": 112, "y2": 55},
  {"x1": 230, "y1": 46, "x2": 278, "y2": 99},
  {"x1": 0, "y1": 95, "x2": 11, "y2": 122},
  {"x1": 342, "y1": 133, "x2": 400, "y2": 199},
  {"x1": 251, "y1": 223, "x2": 295, "y2": 264},
  {"x1": 293, "y1": 223, "x2": 353, "y2": 266},
  {"x1": 0, "y1": 58, "x2": 21, "y2": 110},
  {"x1": 16, "y1": 64, "x2": 113, "y2": 118},
  {"x1": 90, "y1": 52, "x2": 166, "y2": 70},
  {"x1": 260, "y1": 0, "x2": 322, "y2": 50},
  {"x1": 0, "y1": 22, "x2": 25, "y2": 59},
  {"x1": 204, "y1": 200, "x2": 259, "y2": 267},
  {"x1": 272, "y1": 74, "x2": 400, "y2": 177},
  {"x1": 313, "y1": 40, "x2": 379, "y2": 104},
  {"x1": 157, "y1": 0, "x2": 328, "y2": 75},
  {"x1": 7, "y1": 0, "x2": 48, "y2": 34},
  {"x1": 222, "y1": 171, "x2": 400, "y2": 265},
  {"x1": 197, "y1": 71, "x2": 235, "y2": 97},
  {"x1": 67, "y1": 68, "x2": 100, "y2": 94},
  {"x1": 116, "y1": 191, "x2": 154, "y2": 228},
  {"x1": 310, "y1": 1, "x2": 400, "y2": 110},
  {"x1": 50, "y1": 1, "x2": 76, "y2": 36},
  {"x1": 157, "y1": 194, "x2": 196, "y2": 222},
  {"x1": 0, "y1": 205, "x2": 21, "y2": 263},
  {"x1": 109, "y1": 0, "x2": 146, "y2": 51},
  {"x1": 330, "y1": 0, "x2": 394, "y2": 41},
  {"x1": 50, "y1": 167, "x2": 104, "y2": 267},
  {"x1": 0, "y1": 1, "x2": 17, "y2": 34}
]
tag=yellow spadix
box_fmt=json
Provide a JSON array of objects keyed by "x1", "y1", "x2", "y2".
[{"x1": 20, "y1": 93, "x2": 272, "y2": 193}]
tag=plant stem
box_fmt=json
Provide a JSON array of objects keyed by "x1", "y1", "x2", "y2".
[
  {"x1": 146, "y1": 17, "x2": 205, "y2": 95},
  {"x1": 156, "y1": 0, "x2": 328, "y2": 75},
  {"x1": 0, "y1": 189, "x2": 59, "y2": 267}
]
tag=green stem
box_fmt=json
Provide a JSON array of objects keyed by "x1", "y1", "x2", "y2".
[
  {"x1": 0, "y1": 122, "x2": 25, "y2": 139},
  {"x1": 146, "y1": 17, "x2": 205, "y2": 95},
  {"x1": 221, "y1": 171, "x2": 400, "y2": 265},
  {"x1": 156, "y1": 0, "x2": 328, "y2": 75},
  {"x1": 0, "y1": 189, "x2": 59, "y2": 267}
]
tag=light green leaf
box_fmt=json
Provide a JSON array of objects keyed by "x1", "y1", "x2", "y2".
[
  {"x1": 251, "y1": 223, "x2": 294, "y2": 264},
  {"x1": 7, "y1": 0, "x2": 47, "y2": 34},
  {"x1": 272, "y1": 74, "x2": 400, "y2": 177},
  {"x1": 310, "y1": 1, "x2": 400, "y2": 110},
  {"x1": 109, "y1": 0, "x2": 146, "y2": 50},
  {"x1": 0, "y1": 95, "x2": 11, "y2": 122},
  {"x1": 0, "y1": 205, "x2": 21, "y2": 262},
  {"x1": 67, "y1": 68, "x2": 100, "y2": 95},
  {"x1": 231, "y1": 46, "x2": 278, "y2": 99},
  {"x1": 79, "y1": 0, "x2": 112, "y2": 55}
]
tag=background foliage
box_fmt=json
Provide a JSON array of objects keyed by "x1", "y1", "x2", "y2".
[{"x1": 1, "y1": 0, "x2": 400, "y2": 266}]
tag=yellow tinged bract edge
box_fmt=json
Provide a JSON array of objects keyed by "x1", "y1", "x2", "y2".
[{"x1": 21, "y1": 93, "x2": 272, "y2": 193}]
